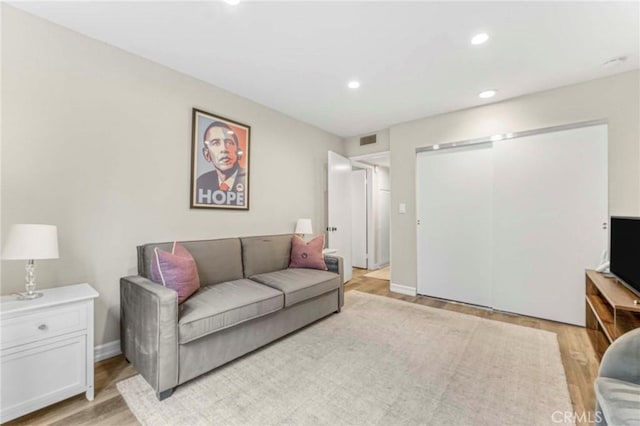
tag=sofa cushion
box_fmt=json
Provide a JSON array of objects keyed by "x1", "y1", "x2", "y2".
[
  {"x1": 139, "y1": 238, "x2": 244, "y2": 286},
  {"x1": 178, "y1": 279, "x2": 284, "y2": 344},
  {"x1": 241, "y1": 234, "x2": 292, "y2": 277},
  {"x1": 250, "y1": 269, "x2": 340, "y2": 307},
  {"x1": 150, "y1": 242, "x2": 200, "y2": 304},
  {"x1": 289, "y1": 235, "x2": 328, "y2": 270},
  {"x1": 595, "y1": 377, "x2": 640, "y2": 426}
]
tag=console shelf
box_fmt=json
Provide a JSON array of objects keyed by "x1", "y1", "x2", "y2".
[{"x1": 585, "y1": 269, "x2": 640, "y2": 358}]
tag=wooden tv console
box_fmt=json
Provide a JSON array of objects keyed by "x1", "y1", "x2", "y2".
[{"x1": 585, "y1": 269, "x2": 640, "y2": 358}]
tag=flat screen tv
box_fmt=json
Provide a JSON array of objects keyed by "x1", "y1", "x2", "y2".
[{"x1": 609, "y1": 216, "x2": 640, "y2": 298}]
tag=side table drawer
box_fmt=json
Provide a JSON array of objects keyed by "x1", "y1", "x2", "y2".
[{"x1": 1, "y1": 303, "x2": 87, "y2": 348}]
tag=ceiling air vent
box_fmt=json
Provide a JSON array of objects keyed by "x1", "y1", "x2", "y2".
[{"x1": 360, "y1": 134, "x2": 377, "y2": 146}]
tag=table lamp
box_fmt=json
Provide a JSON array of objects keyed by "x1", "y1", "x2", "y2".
[
  {"x1": 2, "y1": 224, "x2": 59, "y2": 300},
  {"x1": 295, "y1": 218, "x2": 313, "y2": 240}
]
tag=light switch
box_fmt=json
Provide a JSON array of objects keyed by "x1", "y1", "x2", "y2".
[{"x1": 399, "y1": 203, "x2": 406, "y2": 214}]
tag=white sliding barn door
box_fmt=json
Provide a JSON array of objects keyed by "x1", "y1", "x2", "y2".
[
  {"x1": 416, "y1": 123, "x2": 607, "y2": 325},
  {"x1": 416, "y1": 145, "x2": 494, "y2": 307},
  {"x1": 492, "y1": 125, "x2": 608, "y2": 326}
]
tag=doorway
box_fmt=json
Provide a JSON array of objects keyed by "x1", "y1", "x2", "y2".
[{"x1": 350, "y1": 152, "x2": 391, "y2": 274}]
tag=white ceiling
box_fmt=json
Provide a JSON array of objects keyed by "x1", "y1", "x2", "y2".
[{"x1": 9, "y1": 1, "x2": 640, "y2": 138}]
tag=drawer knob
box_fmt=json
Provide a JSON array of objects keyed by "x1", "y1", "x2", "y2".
[{"x1": 38, "y1": 324, "x2": 48, "y2": 331}]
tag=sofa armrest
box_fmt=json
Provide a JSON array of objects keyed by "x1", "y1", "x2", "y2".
[
  {"x1": 324, "y1": 254, "x2": 344, "y2": 308},
  {"x1": 598, "y1": 328, "x2": 640, "y2": 384},
  {"x1": 120, "y1": 275, "x2": 179, "y2": 398},
  {"x1": 324, "y1": 254, "x2": 343, "y2": 280}
]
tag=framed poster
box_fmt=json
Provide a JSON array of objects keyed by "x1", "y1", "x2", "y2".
[{"x1": 190, "y1": 108, "x2": 251, "y2": 210}]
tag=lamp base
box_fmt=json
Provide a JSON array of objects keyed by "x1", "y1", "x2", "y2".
[{"x1": 17, "y1": 291, "x2": 43, "y2": 300}]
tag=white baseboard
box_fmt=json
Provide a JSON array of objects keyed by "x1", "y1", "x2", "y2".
[
  {"x1": 95, "y1": 340, "x2": 121, "y2": 362},
  {"x1": 390, "y1": 282, "x2": 417, "y2": 297}
]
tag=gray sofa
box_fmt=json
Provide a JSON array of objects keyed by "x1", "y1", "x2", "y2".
[
  {"x1": 120, "y1": 234, "x2": 344, "y2": 400},
  {"x1": 594, "y1": 328, "x2": 640, "y2": 426}
]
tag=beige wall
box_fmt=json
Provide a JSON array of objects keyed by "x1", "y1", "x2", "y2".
[
  {"x1": 0, "y1": 4, "x2": 3, "y2": 282},
  {"x1": 390, "y1": 70, "x2": 640, "y2": 291},
  {"x1": 1, "y1": 6, "x2": 344, "y2": 346}
]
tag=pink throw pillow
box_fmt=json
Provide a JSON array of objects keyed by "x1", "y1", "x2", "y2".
[
  {"x1": 289, "y1": 235, "x2": 328, "y2": 270},
  {"x1": 150, "y1": 242, "x2": 200, "y2": 304}
]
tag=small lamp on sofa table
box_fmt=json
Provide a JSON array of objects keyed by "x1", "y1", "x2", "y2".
[
  {"x1": 295, "y1": 218, "x2": 313, "y2": 240},
  {"x1": 2, "y1": 224, "x2": 59, "y2": 300}
]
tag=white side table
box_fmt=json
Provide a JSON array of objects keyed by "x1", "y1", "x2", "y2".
[{"x1": 0, "y1": 283, "x2": 99, "y2": 423}]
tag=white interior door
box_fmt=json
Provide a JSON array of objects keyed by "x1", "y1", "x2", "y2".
[
  {"x1": 416, "y1": 145, "x2": 494, "y2": 307},
  {"x1": 351, "y1": 169, "x2": 367, "y2": 269},
  {"x1": 377, "y1": 189, "x2": 390, "y2": 266},
  {"x1": 328, "y1": 151, "x2": 353, "y2": 282},
  {"x1": 492, "y1": 125, "x2": 608, "y2": 326},
  {"x1": 366, "y1": 168, "x2": 376, "y2": 270}
]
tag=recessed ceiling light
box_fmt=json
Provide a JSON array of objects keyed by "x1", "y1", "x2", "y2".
[
  {"x1": 479, "y1": 90, "x2": 497, "y2": 99},
  {"x1": 224, "y1": 0, "x2": 240, "y2": 5},
  {"x1": 471, "y1": 33, "x2": 489, "y2": 45},
  {"x1": 348, "y1": 81, "x2": 360, "y2": 89},
  {"x1": 603, "y1": 56, "x2": 627, "y2": 68},
  {"x1": 433, "y1": 144, "x2": 440, "y2": 150},
  {"x1": 491, "y1": 134, "x2": 504, "y2": 142}
]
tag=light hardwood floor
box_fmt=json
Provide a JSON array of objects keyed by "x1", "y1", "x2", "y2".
[{"x1": 7, "y1": 269, "x2": 599, "y2": 426}]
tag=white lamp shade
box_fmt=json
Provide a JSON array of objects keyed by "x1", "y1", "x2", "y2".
[
  {"x1": 294, "y1": 218, "x2": 313, "y2": 235},
  {"x1": 2, "y1": 224, "x2": 59, "y2": 260}
]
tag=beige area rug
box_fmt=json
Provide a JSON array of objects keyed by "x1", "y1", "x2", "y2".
[
  {"x1": 117, "y1": 291, "x2": 573, "y2": 425},
  {"x1": 364, "y1": 266, "x2": 390, "y2": 280}
]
